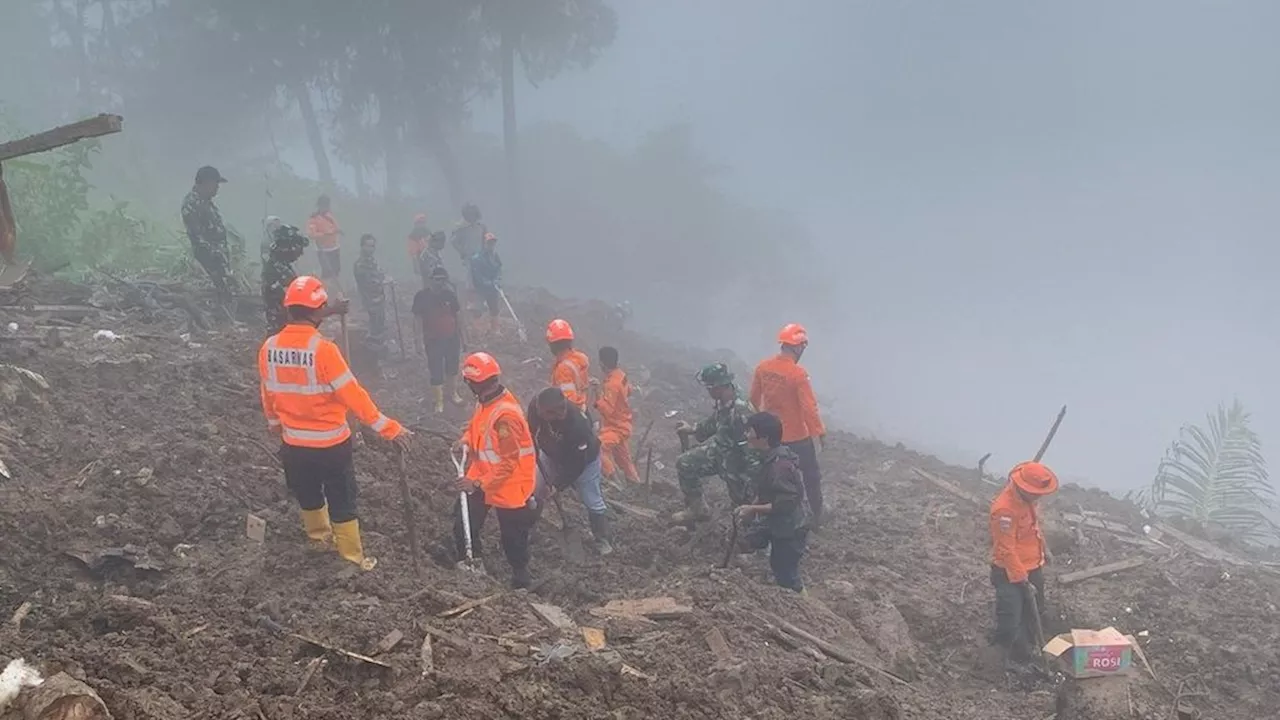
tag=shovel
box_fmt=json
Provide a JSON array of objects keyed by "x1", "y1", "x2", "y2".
[
  {"x1": 450, "y1": 446, "x2": 485, "y2": 575},
  {"x1": 389, "y1": 283, "x2": 406, "y2": 360},
  {"x1": 496, "y1": 286, "x2": 528, "y2": 342},
  {"x1": 534, "y1": 453, "x2": 586, "y2": 563}
]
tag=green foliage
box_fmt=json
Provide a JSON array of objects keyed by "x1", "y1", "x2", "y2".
[
  {"x1": 1144, "y1": 401, "x2": 1278, "y2": 544},
  {"x1": 3, "y1": 131, "x2": 182, "y2": 275}
]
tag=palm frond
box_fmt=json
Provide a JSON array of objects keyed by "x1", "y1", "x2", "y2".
[{"x1": 1150, "y1": 400, "x2": 1277, "y2": 544}]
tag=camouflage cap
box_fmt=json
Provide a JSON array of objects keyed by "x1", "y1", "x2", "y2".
[
  {"x1": 271, "y1": 224, "x2": 310, "y2": 251},
  {"x1": 697, "y1": 362, "x2": 734, "y2": 387}
]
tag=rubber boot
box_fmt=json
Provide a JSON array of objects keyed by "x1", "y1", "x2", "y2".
[
  {"x1": 669, "y1": 494, "x2": 710, "y2": 524},
  {"x1": 588, "y1": 512, "x2": 614, "y2": 556},
  {"x1": 332, "y1": 519, "x2": 377, "y2": 570},
  {"x1": 300, "y1": 506, "x2": 333, "y2": 548},
  {"x1": 432, "y1": 385, "x2": 445, "y2": 413}
]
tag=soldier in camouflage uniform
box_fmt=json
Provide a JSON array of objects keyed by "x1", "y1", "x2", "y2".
[
  {"x1": 261, "y1": 224, "x2": 309, "y2": 334},
  {"x1": 417, "y1": 231, "x2": 448, "y2": 287},
  {"x1": 670, "y1": 363, "x2": 761, "y2": 524},
  {"x1": 181, "y1": 166, "x2": 234, "y2": 320},
  {"x1": 450, "y1": 203, "x2": 487, "y2": 294},
  {"x1": 352, "y1": 234, "x2": 389, "y2": 347}
]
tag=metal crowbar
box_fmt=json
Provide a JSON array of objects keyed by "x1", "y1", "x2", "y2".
[
  {"x1": 496, "y1": 286, "x2": 528, "y2": 342},
  {"x1": 450, "y1": 445, "x2": 485, "y2": 575}
]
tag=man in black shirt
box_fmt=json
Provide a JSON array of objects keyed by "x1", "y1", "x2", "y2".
[
  {"x1": 736, "y1": 411, "x2": 811, "y2": 592},
  {"x1": 528, "y1": 387, "x2": 613, "y2": 555},
  {"x1": 411, "y1": 266, "x2": 464, "y2": 412}
]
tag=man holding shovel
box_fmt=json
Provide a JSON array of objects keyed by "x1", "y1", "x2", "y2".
[
  {"x1": 528, "y1": 387, "x2": 613, "y2": 556},
  {"x1": 989, "y1": 461, "x2": 1059, "y2": 670},
  {"x1": 452, "y1": 352, "x2": 537, "y2": 588}
]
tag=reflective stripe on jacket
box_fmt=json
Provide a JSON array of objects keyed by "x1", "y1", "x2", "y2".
[
  {"x1": 551, "y1": 349, "x2": 590, "y2": 411},
  {"x1": 749, "y1": 353, "x2": 825, "y2": 444},
  {"x1": 989, "y1": 483, "x2": 1045, "y2": 583},
  {"x1": 258, "y1": 323, "x2": 402, "y2": 448},
  {"x1": 463, "y1": 389, "x2": 536, "y2": 509}
]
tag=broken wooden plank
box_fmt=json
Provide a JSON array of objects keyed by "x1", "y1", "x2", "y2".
[
  {"x1": 18, "y1": 304, "x2": 98, "y2": 321},
  {"x1": 370, "y1": 629, "x2": 404, "y2": 655},
  {"x1": 590, "y1": 596, "x2": 693, "y2": 621},
  {"x1": 530, "y1": 602, "x2": 578, "y2": 632},
  {"x1": 704, "y1": 627, "x2": 732, "y2": 662},
  {"x1": 420, "y1": 622, "x2": 477, "y2": 656},
  {"x1": 420, "y1": 634, "x2": 434, "y2": 677},
  {"x1": 1058, "y1": 557, "x2": 1148, "y2": 585},
  {"x1": 765, "y1": 614, "x2": 910, "y2": 686},
  {"x1": 1063, "y1": 513, "x2": 1138, "y2": 537},
  {"x1": 438, "y1": 591, "x2": 503, "y2": 618},
  {"x1": 0, "y1": 114, "x2": 124, "y2": 162},
  {"x1": 605, "y1": 498, "x2": 658, "y2": 520},
  {"x1": 909, "y1": 467, "x2": 983, "y2": 506},
  {"x1": 1153, "y1": 522, "x2": 1251, "y2": 566}
]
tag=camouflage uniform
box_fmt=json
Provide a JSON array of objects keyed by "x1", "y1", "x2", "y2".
[
  {"x1": 417, "y1": 233, "x2": 447, "y2": 284},
  {"x1": 676, "y1": 364, "x2": 761, "y2": 507},
  {"x1": 181, "y1": 189, "x2": 233, "y2": 309},
  {"x1": 352, "y1": 252, "x2": 388, "y2": 343},
  {"x1": 450, "y1": 220, "x2": 487, "y2": 288},
  {"x1": 261, "y1": 225, "x2": 308, "y2": 334}
]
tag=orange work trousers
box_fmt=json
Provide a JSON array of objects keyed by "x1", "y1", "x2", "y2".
[{"x1": 599, "y1": 428, "x2": 639, "y2": 482}]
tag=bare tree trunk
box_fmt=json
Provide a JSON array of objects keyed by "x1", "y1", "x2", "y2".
[
  {"x1": 293, "y1": 81, "x2": 335, "y2": 188},
  {"x1": 500, "y1": 22, "x2": 521, "y2": 227},
  {"x1": 380, "y1": 97, "x2": 403, "y2": 201},
  {"x1": 353, "y1": 161, "x2": 368, "y2": 200},
  {"x1": 423, "y1": 116, "x2": 464, "y2": 212},
  {"x1": 52, "y1": 0, "x2": 92, "y2": 111}
]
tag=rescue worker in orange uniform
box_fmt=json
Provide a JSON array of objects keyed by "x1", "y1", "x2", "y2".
[
  {"x1": 594, "y1": 346, "x2": 639, "y2": 483},
  {"x1": 454, "y1": 352, "x2": 538, "y2": 588},
  {"x1": 257, "y1": 276, "x2": 409, "y2": 570},
  {"x1": 750, "y1": 323, "x2": 827, "y2": 525},
  {"x1": 989, "y1": 461, "x2": 1059, "y2": 668},
  {"x1": 546, "y1": 319, "x2": 590, "y2": 413},
  {"x1": 306, "y1": 194, "x2": 344, "y2": 297}
]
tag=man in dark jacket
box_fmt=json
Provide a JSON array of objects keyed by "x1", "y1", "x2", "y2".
[
  {"x1": 528, "y1": 387, "x2": 613, "y2": 555},
  {"x1": 736, "y1": 411, "x2": 811, "y2": 592},
  {"x1": 411, "y1": 265, "x2": 464, "y2": 412}
]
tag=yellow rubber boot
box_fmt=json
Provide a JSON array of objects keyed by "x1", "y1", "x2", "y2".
[
  {"x1": 300, "y1": 506, "x2": 333, "y2": 547},
  {"x1": 332, "y1": 519, "x2": 377, "y2": 570},
  {"x1": 432, "y1": 386, "x2": 445, "y2": 413}
]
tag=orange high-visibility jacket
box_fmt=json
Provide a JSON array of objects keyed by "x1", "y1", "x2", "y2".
[
  {"x1": 463, "y1": 388, "x2": 536, "y2": 509},
  {"x1": 594, "y1": 368, "x2": 633, "y2": 435},
  {"x1": 551, "y1": 349, "x2": 591, "y2": 411},
  {"x1": 306, "y1": 211, "x2": 340, "y2": 251},
  {"x1": 258, "y1": 323, "x2": 402, "y2": 448},
  {"x1": 989, "y1": 483, "x2": 1046, "y2": 583},
  {"x1": 750, "y1": 353, "x2": 825, "y2": 444}
]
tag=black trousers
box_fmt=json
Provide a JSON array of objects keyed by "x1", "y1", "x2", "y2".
[
  {"x1": 281, "y1": 438, "x2": 358, "y2": 523},
  {"x1": 769, "y1": 530, "x2": 808, "y2": 592},
  {"x1": 366, "y1": 302, "x2": 387, "y2": 342},
  {"x1": 786, "y1": 437, "x2": 823, "y2": 522},
  {"x1": 426, "y1": 334, "x2": 461, "y2": 385},
  {"x1": 452, "y1": 488, "x2": 535, "y2": 571},
  {"x1": 990, "y1": 565, "x2": 1046, "y2": 657},
  {"x1": 317, "y1": 248, "x2": 341, "y2": 279}
]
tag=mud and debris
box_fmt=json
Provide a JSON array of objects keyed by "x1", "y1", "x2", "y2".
[{"x1": 1, "y1": 278, "x2": 1278, "y2": 719}]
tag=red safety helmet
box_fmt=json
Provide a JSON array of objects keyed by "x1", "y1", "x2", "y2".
[
  {"x1": 462, "y1": 352, "x2": 502, "y2": 383},
  {"x1": 282, "y1": 275, "x2": 328, "y2": 309},
  {"x1": 778, "y1": 323, "x2": 809, "y2": 346},
  {"x1": 1009, "y1": 461, "x2": 1059, "y2": 496},
  {"x1": 545, "y1": 318, "x2": 574, "y2": 343}
]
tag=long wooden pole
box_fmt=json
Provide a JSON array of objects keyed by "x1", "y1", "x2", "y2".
[{"x1": 0, "y1": 114, "x2": 124, "y2": 162}]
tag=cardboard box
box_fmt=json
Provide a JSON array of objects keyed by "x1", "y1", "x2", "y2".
[{"x1": 1043, "y1": 627, "x2": 1134, "y2": 678}]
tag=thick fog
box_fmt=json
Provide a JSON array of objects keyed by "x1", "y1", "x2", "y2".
[
  {"x1": 497, "y1": 0, "x2": 1280, "y2": 492},
  {"x1": 3, "y1": 0, "x2": 1277, "y2": 497}
]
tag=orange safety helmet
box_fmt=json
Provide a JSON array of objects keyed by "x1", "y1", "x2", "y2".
[
  {"x1": 282, "y1": 275, "x2": 329, "y2": 309},
  {"x1": 545, "y1": 318, "x2": 574, "y2": 343},
  {"x1": 778, "y1": 323, "x2": 809, "y2": 346},
  {"x1": 462, "y1": 352, "x2": 502, "y2": 383},
  {"x1": 1009, "y1": 461, "x2": 1059, "y2": 496}
]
